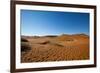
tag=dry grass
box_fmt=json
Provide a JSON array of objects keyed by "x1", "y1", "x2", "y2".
[{"x1": 21, "y1": 34, "x2": 89, "y2": 63}]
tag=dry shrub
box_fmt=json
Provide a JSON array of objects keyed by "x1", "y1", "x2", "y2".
[
  {"x1": 21, "y1": 42, "x2": 31, "y2": 52},
  {"x1": 21, "y1": 38, "x2": 29, "y2": 42}
]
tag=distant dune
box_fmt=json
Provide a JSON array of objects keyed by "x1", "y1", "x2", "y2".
[{"x1": 21, "y1": 34, "x2": 89, "y2": 63}]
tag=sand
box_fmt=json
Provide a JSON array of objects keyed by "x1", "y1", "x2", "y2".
[{"x1": 21, "y1": 34, "x2": 89, "y2": 63}]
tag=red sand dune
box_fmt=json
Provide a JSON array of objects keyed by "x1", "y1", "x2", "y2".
[{"x1": 21, "y1": 34, "x2": 89, "y2": 63}]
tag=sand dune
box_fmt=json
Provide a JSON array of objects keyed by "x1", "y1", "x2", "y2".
[{"x1": 21, "y1": 34, "x2": 89, "y2": 63}]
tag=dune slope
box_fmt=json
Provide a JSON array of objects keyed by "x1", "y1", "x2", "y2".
[{"x1": 21, "y1": 34, "x2": 89, "y2": 63}]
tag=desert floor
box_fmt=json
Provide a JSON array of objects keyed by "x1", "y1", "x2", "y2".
[{"x1": 21, "y1": 34, "x2": 89, "y2": 63}]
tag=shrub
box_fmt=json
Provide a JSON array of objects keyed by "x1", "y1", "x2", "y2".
[
  {"x1": 21, "y1": 38, "x2": 28, "y2": 42},
  {"x1": 21, "y1": 42, "x2": 31, "y2": 52}
]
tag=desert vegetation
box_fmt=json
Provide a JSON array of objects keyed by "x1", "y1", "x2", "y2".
[
  {"x1": 21, "y1": 38, "x2": 31, "y2": 52},
  {"x1": 21, "y1": 34, "x2": 89, "y2": 63}
]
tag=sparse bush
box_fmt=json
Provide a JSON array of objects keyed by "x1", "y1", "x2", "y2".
[
  {"x1": 21, "y1": 42, "x2": 31, "y2": 52},
  {"x1": 21, "y1": 38, "x2": 28, "y2": 42}
]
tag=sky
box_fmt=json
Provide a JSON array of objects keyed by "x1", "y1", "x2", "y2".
[{"x1": 21, "y1": 10, "x2": 89, "y2": 36}]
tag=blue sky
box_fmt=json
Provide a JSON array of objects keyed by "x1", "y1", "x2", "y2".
[{"x1": 21, "y1": 10, "x2": 89, "y2": 36}]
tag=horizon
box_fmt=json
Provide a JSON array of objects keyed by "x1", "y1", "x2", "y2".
[
  {"x1": 21, "y1": 10, "x2": 89, "y2": 36},
  {"x1": 21, "y1": 33, "x2": 89, "y2": 37}
]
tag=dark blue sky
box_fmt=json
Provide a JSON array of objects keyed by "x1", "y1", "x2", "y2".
[{"x1": 21, "y1": 10, "x2": 89, "y2": 36}]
